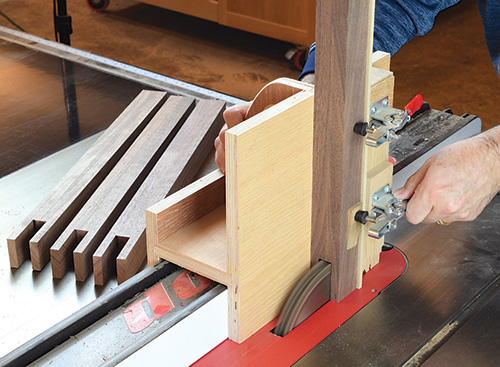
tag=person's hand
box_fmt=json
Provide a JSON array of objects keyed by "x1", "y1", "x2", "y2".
[
  {"x1": 394, "y1": 129, "x2": 500, "y2": 224},
  {"x1": 300, "y1": 73, "x2": 315, "y2": 85},
  {"x1": 214, "y1": 102, "x2": 251, "y2": 173}
]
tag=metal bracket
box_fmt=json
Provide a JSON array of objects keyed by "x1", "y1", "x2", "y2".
[
  {"x1": 355, "y1": 184, "x2": 407, "y2": 239},
  {"x1": 365, "y1": 96, "x2": 410, "y2": 148},
  {"x1": 367, "y1": 184, "x2": 406, "y2": 239}
]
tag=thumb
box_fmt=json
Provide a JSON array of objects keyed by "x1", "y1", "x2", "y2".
[{"x1": 223, "y1": 101, "x2": 252, "y2": 129}]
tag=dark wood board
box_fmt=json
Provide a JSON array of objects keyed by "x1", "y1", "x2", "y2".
[
  {"x1": 50, "y1": 96, "x2": 196, "y2": 280},
  {"x1": 311, "y1": 0, "x2": 375, "y2": 301}
]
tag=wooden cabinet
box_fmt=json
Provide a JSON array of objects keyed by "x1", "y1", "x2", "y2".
[
  {"x1": 137, "y1": 0, "x2": 219, "y2": 22},
  {"x1": 137, "y1": 0, "x2": 315, "y2": 46},
  {"x1": 217, "y1": 0, "x2": 315, "y2": 45}
]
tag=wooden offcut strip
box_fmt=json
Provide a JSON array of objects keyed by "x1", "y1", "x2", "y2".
[
  {"x1": 358, "y1": 52, "x2": 395, "y2": 284},
  {"x1": 50, "y1": 96, "x2": 195, "y2": 280},
  {"x1": 370, "y1": 54, "x2": 394, "y2": 103},
  {"x1": 93, "y1": 99, "x2": 225, "y2": 285},
  {"x1": 7, "y1": 90, "x2": 168, "y2": 270},
  {"x1": 372, "y1": 50, "x2": 391, "y2": 71},
  {"x1": 311, "y1": 0, "x2": 375, "y2": 301}
]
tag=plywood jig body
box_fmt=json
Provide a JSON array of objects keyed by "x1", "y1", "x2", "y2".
[{"x1": 147, "y1": 47, "x2": 395, "y2": 343}]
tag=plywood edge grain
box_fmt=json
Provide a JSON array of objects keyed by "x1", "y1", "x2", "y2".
[
  {"x1": 154, "y1": 244, "x2": 230, "y2": 287},
  {"x1": 225, "y1": 135, "x2": 240, "y2": 342},
  {"x1": 146, "y1": 206, "x2": 160, "y2": 267},
  {"x1": 372, "y1": 50, "x2": 391, "y2": 71}
]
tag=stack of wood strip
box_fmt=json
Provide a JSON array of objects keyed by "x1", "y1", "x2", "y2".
[{"x1": 7, "y1": 90, "x2": 225, "y2": 285}]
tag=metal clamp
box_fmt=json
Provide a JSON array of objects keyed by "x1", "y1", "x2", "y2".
[
  {"x1": 355, "y1": 184, "x2": 407, "y2": 239},
  {"x1": 353, "y1": 96, "x2": 410, "y2": 148}
]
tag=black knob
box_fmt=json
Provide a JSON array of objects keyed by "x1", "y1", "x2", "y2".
[
  {"x1": 355, "y1": 210, "x2": 369, "y2": 224},
  {"x1": 353, "y1": 122, "x2": 369, "y2": 136}
]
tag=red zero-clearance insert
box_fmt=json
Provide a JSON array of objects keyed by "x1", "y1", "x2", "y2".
[{"x1": 194, "y1": 248, "x2": 407, "y2": 367}]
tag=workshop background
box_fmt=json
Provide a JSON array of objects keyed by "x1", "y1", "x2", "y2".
[
  {"x1": 0, "y1": 0, "x2": 498, "y2": 129},
  {"x1": 1, "y1": 1, "x2": 500, "y2": 365}
]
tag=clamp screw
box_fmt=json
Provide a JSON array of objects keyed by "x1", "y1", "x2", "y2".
[
  {"x1": 353, "y1": 122, "x2": 369, "y2": 136},
  {"x1": 355, "y1": 210, "x2": 369, "y2": 225}
]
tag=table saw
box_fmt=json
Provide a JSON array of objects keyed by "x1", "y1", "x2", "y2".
[{"x1": 1, "y1": 17, "x2": 500, "y2": 367}]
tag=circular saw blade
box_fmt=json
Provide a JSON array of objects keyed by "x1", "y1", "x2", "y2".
[{"x1": 274, "y1": 260, "x2": 331, "y2": 337}]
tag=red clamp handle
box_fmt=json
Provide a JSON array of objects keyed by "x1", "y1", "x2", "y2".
[{"x1": 404, "y1": 94, "x2": 423, "y2": 117}]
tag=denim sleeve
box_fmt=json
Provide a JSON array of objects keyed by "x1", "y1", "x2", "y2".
[
  {"x1": 300, "y1": 0, "x2": 460, "y2": 79},
  {"x1": 478, "y1": 0, "x2": 500, "y2": 77}
]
